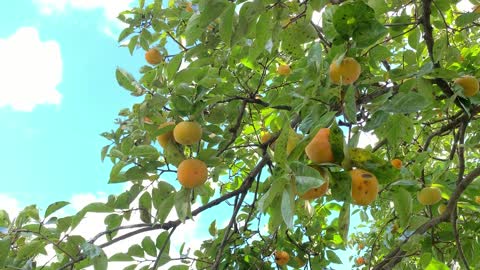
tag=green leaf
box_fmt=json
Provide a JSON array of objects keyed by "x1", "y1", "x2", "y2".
[
  {"x1": 332, "y1": 1, "x2": 386, "y2": 47},
  {"x1": 401, "y1": 234, "x2": 423, "y2": 253},
  {"x1": 155, "y1": 231, "x2": 171, "y2": 256},
  {"x1": 184, "y1": 14, "x2": 206, "y2": 45},
  {"x1": 123, "y1": 265, "x2": 137, "y2": 270},
  {"x1": 408, "y1": 28, "x2": 420, "y2": 49},
  {"x1": 174, "y1": 188, "x2": 192, "y2": 222},
  {"x1": 101, "y1": 145, "x2": 110, "y2": 162},
  {"x1": 0, "y1": 239, "x2": 10, "y2": 267},
  {"x1": 118, "y1": 27, "x2": 134, "y2": 42},
  {"x1": 110, "y1": 253, "x2": 134, "y2": 262},
  {"x1": 338, "y1": 202, "x2": 350, "y2": 243},
  {"x1": 344, "y1": 85, "x2": 356, "y2": 123},
  {"x1": 455, "y1": 13, "x2": 480, "y2": 27},
  {"x1": 169, "y1": 265, "x2": 189, "y2": 270},
  {"x1": 139, "y1": 192, "x2": 152, "y2": 224},
  {"x1": 392, "y1": 188, "x2": 412, "y2": 227},
  {"x1": 167, "y1": 53, "x2": 183, "y2": 80},
  {"x1": 257, "y1": 176, "x2": 286, "y2": 213},
  {"x1": 104, "y1": 214, "x2": 122, "y2": 240},
  {"x1": 163, "y1": 140, "x2": 185, "y2": 167},
  {"x1": 378, "y1": 114, "x2": 414, "y2": 152},
  {"x1": 219, "y1": 3, "x2": 235, "y2": 45},
  {"x1": 208, "y1": 220, "x2": 217, "y2": 236},
  {"x1": 281, "y1": 188, "x2": 295, "y2": 229},
  {"x1": 420, "y1": 252, "x2": 432, "y2": 268},
  {"x1": 127, "y1": 35, "x2": 138, "y2": 55},
  {"x1": 349, "y1": 148, "x2": 401, "y2": 185},
  {"x1": 382, "y1": 92, "x2": 430, "y2": 113},
  {"x1": 273, "y1": 122, "x2": 290, "y2": 164},
  {"x1": 329, "y1": 171, "x2": 352, "y2": 202},
  {"x1": 198, "y1": 0, "x2": 229, "y2": 25},
  {"x1": 353, "y1": 20, "x2": 387, "y2": 48},
  {"x1": 248, "y1": 11, "x2": 272, "y2": 62},
  {"x1": 0, "y1": 210, "x2": 10, "y2": 227},
  {"x1": 127, "y1": 244, "x2": 144, "y2": 258},
  {"x1": 326, "y1": 250, "x2": 342, "y2": 264},
  {"x1": 290, "y1": 162, "x2": 325, "y2": 195},
  {"x1": 125, "y1": 166, "x2": 149, "y2": 181},
  {"x1": 232, "y1": 0, "x2": 264, "y2": 46},
  {"x1": 267, "y1": 196, "x2": 283, "y2": 232},
  {"x1": 155, "y1": 193, "x2": 175, "y2": 224},
  {"x1": 130, "y1": 145, "x2": 160, "y2": 160},
  {"x1": 109, "y1": 161, "x2": 128, "y2": 183},
  {"x1": 44, "y1": 201, "x2": 70, "y2": 218},
  {"x1": 17, "y1": 241, "x2": 45, "y2": 259},
  {"x1": 83, "y1": 203, "x2": 112, "y2": 213},
  {"x1": 329, "y1": 121, "x2": 345, "y2": 164},
  {"x1": 425, "y1": 257, "x2": 449, "y2": 270},
  {"x1": 280, "y1": 20, "x2": 317, "y2": 57},
  {"x1": 93, "y1": 251, "x2": 108, "y2": 270},
  {"x1": 141, "y1": 236, "x2": 157, "y2": 257},
  {"x1": 116, "y1": 67, "x2": 137, "y2": 92},
  {"x1": 364, "y1": 110, "x2": 389, "y2": 131}
]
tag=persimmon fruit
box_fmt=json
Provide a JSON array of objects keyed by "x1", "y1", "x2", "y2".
[
  {"x1": 177, "y1": 159, "x2": 208, "y2": 188},
  {"x1": 260, "y1": 132, "x2": 272, "y2": 144},
  {"x1": 417, "y1": 187, "x2": 442, "y2": 206},
  {"x1": 173, "y1": 121, "x2": 202, "y2": 145},
  {"x1": 300, "y1": 181, "x2": 329, "y2": 200},
  {"x1": 274, "y1": 250, "x2": 289, "y2": 266},
  {"x1": 438, "y1": 203, "x2": 447, "y2": 215},
  {"x1": 454, "y1": 75, "x2": 479, "y2": 97},
  {"x1": 329, "y1": 57, "x2": 361, "y2": 85},
  {"x1": 185, "y1": 2, "x2": 193, "y2": 12},
  {"x1": 145, "y1": 48, "x2": 163, "y2": 65},
  {"x1": 157, "y1": 121, "x2": 175, "y2": 148},
  {"x1": 305, "y1": 128, "x2": 334, "y2": 164},
  {"x1": 350, "y1": 169, "x2": 379, "y2": 206},
  {"x1": 391, "y1": 159, "x2": 402, "y2": 169},
  {"x1": 277, "y1": 64, "x2": 291, "y2": 76},
  {"x1": 356, "y1": 257, "x2": 365, "y2": 265}
]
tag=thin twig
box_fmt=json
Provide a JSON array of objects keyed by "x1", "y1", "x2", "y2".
[
  {"x1": 152, "y1": 226, "x2": 178, "y2": 269},
  {"x1": 166, "y1": 31, "x2": 188, "y2": 51}
]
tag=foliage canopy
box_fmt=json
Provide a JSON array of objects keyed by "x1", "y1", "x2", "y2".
[{"x1": 2, "y1": 0, "x2": 480, "y2": 269}]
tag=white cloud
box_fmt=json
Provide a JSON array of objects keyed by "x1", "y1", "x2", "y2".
[
  {"x1": 0, "y1": 27, "x2": 62, "y2": 112},
  {"x1": 33, "y1": 0, "x2": 133, "y2": 21},
  {"x1": 0, "y1": 194, "x2": 21, "y2": 220},
  {"x1": 357, "y1": 131, "x2": 378, "y2": 148},
  {"x1": 457, "y1": 0, "x2": 474, "y2": 12}
]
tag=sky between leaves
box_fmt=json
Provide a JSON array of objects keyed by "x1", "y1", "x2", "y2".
[{"x1": 0, "y1": 0, "x2": 475, "y2": 269}]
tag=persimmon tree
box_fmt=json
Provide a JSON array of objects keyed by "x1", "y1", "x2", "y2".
[{"x1": 2, "y1": 0, "x2": 480, "y2": 269}]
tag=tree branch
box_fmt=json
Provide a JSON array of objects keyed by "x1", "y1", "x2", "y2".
[
  {"x1": 451, "y1": 121, "x2": 470, "y2": 269},
  {"x1": 211, "y1": 191, "x2": 248, "y2": 269},
  {"x1": 373, "y1": 166, "x2": 480, "y2": 269},
  {"x1": 59, "y1": 155, "x2": 271, "y2": 270}
]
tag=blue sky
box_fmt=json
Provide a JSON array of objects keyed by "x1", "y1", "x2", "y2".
[
  {"x1": 0, "y1": 0, "x2": 432, "y2": 268},
  {"x1": 0, "y1": 0, "x2": 140, "y2": 207},
  {"x1": 0, "y1": 1, "x2": 232, "y2": 268}
]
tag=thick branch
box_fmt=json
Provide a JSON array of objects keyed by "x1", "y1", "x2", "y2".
[{"x1": 421, "y1": 0, "x2": 435, "y2": 63}]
